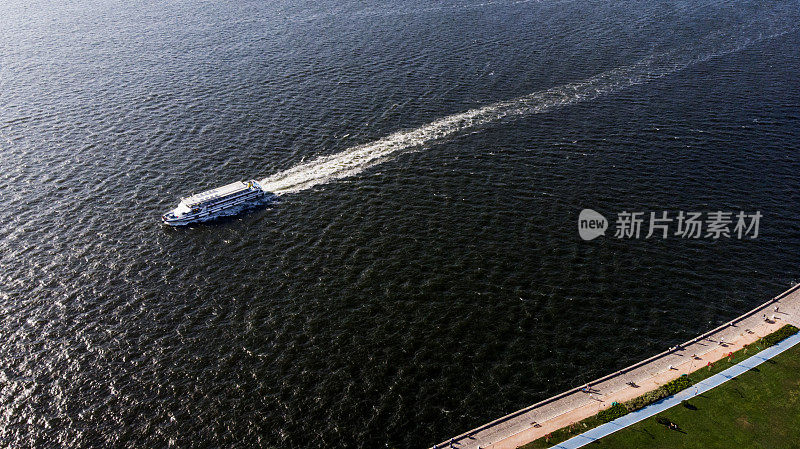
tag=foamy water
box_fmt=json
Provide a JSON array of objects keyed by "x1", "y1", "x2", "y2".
[{"x1": 260, "y1": 25, "x2": 792, "y2": 195}]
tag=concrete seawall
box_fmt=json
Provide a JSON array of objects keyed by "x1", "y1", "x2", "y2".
[{"x1": 433, "y1": 283, "x2": 800, "y2": 449}]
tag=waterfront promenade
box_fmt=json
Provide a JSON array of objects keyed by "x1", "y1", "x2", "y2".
[
  {"x1": 433, "y1": 283, "x2": 800, "y2": 449},
  {"x1": 552, "y1": 330, "x2": 800, "y2": 448}
]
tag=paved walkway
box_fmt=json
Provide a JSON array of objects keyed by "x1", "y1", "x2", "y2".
[
  {"x1": 552, "y1": 330, "x2": 800, "y2": 448},
  {"x1": 432, "y1": 284, "x2": 800, "y2": 449}
]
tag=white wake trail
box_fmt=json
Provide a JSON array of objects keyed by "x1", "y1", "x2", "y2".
[{"x1": 260, "y1": 27, "x2": 792, "y2": 195}]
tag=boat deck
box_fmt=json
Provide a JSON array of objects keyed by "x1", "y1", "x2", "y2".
[{"x1": 183, "y1": 181, "x2": 249, "y2": 205}]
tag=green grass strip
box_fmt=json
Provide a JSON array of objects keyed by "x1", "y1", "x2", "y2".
[{"x1": 521, "y1": 324, "x2": 799, "y2": 448}]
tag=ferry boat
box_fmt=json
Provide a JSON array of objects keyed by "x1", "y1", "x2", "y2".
[{"x1": 162, "y1": 180, "x2": 271, "y2": 226}]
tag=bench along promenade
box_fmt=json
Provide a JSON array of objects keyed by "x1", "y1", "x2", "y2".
[{"x1": 432, "y1": 283, "x2": 800, "y2": 449}]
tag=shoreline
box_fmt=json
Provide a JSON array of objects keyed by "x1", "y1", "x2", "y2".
[
  {"x1": 549, "y1": 328, "x2": 800, "y2": 449},
  {"x1": 433, "y1": 283, "x2": 800, "y2": 449}
]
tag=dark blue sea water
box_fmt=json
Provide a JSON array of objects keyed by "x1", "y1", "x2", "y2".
[{"x1": 1, "y1": 0, "x2": 799, "y2": 447}]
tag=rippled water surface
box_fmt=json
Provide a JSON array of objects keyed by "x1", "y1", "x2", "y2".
[{"x1": 1, "y1": 0, "x2": 799, "y2": 447}]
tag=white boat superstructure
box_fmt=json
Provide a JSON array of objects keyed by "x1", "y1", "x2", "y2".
[{"x1": 162, "y1": 179, "x2": 271, "y2": 226}]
